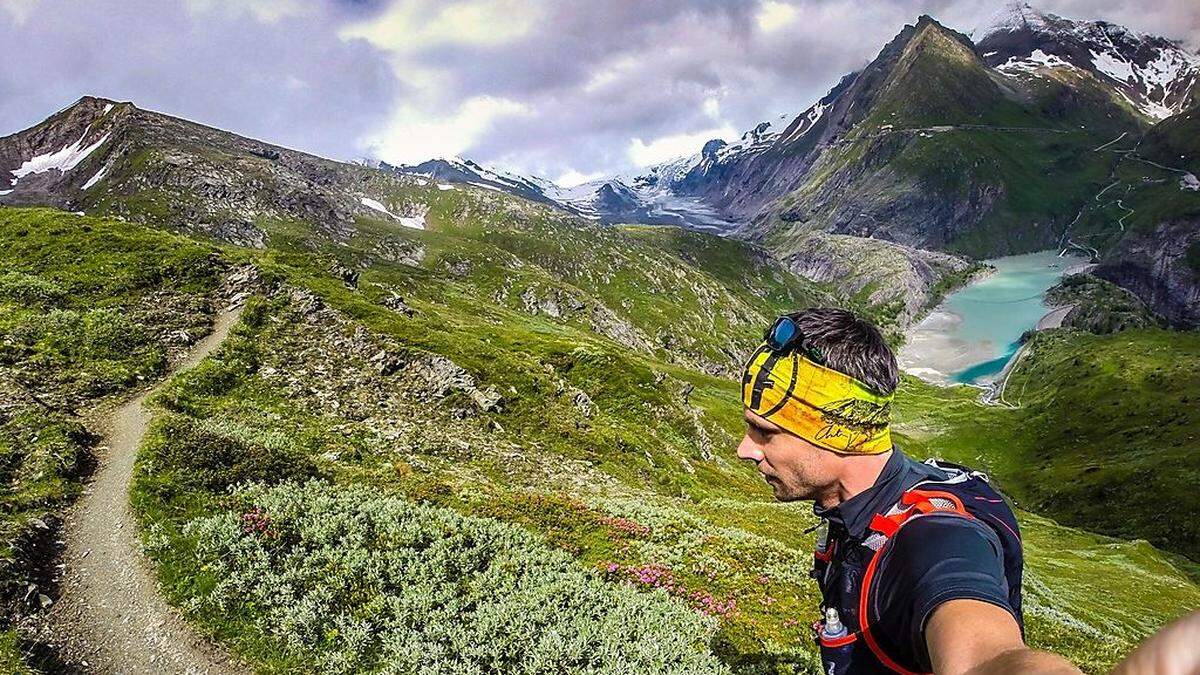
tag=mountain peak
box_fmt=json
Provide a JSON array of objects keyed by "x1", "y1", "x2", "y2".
[{"x1": 974, "y1": 2, "x2": 1053, "y2": 39}]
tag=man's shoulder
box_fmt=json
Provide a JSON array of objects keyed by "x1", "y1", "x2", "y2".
[{"x1": 888, "y1": 511, "x2": 1004, "y2": 560}]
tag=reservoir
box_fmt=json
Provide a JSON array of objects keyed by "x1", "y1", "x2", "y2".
[{"x1": 899, "y1": 250, "x2": 1086, "y2": 385}]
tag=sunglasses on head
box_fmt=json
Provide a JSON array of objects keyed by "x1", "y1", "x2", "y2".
[{"x1": 764, "y1": 315, "x2": 826, "y2": 365}]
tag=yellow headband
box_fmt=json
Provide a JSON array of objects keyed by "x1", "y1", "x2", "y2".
[{"x1": 741, "y1": 343, "x2": 893, "y2": 455}]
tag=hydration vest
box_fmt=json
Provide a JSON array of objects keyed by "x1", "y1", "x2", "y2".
[{"x1": 811, "y1": 459, "x2": 1023, "y2": 675}]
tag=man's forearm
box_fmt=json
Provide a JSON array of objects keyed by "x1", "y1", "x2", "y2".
[
  {"x1": 927, "y1": 601, "x2": 1082, "y2": 675},
  {"x1": 963, "y1": 646, "x2": 1081, "y2": 675}
]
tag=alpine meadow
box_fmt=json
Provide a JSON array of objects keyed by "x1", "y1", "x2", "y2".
[{"x1": 0, "y1": 1, "x2": 1198, "y2": 674}]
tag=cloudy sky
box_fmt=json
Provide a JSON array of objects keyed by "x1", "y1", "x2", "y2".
[{"x1": 1, "y1": 0, "x2": 1196, "y2": 185}]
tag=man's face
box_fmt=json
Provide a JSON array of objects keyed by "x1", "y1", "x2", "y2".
[{"x1": 737, "y1": 409, "x2": 833, "y2": 501}]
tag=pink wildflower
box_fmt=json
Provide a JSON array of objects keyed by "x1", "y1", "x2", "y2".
[{"x1": 599, "y1": 515, "x2": 651, "y2": 538}]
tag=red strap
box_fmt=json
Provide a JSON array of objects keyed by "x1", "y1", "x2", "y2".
[
  {"x1": 869, "y1": 513, "x2": 901, "y2": 538},
  {"x1": 814, "y1": 538, "x2": 835, "y2": 562},
  {"x1": 858, "y1": 488, "x2": 975, "y2": 674},
  {"x1": 821, "y1": 631, "x2": 859, "y2": 648},
  {"x1": 903, "y1": 489, "x2": 968, "y2": 516},
  {"x1": 811, "y1": 620, "x2": 859, "y2": 648}
]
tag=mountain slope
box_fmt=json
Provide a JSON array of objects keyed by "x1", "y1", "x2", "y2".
[
  {"x1": 1048, "y1": 104, "x2": 1200, "y2": 326},
  {"x1": 1, "y1": 96, "x2": 453, "y2": 247},
  {"x1": 388, "y1": 9, "x2": 1197, "y2": 327},
  {"x1": 1, "y1": 92, "x2": 1197, "y2": 672}
]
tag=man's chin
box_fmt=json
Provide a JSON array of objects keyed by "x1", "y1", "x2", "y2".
[
  {"x1": 763, "y1": 475, "x2": 811, "y2": 502},
  {"x1": 767, "y1": 478, "x2": 801, "y2": 502}
]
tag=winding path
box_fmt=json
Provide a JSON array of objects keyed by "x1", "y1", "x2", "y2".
[{"x1": 44, "y1": 306, "x2": 247, "y2": 674}]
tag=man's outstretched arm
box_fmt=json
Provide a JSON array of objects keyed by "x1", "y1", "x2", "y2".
[{"x1": 926, "y1": 599, "x2": 1081, "y2": 675}]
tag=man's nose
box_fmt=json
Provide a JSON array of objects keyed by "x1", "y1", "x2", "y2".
[{"x1": 737, "y1": 434, "x2": 765, "y2": 462}]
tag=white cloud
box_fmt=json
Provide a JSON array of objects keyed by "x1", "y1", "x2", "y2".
[
  {"x1": 702, "y1": 96, "x2": 721, "y2": 119},
  {"x1": 582, "y1": 54, "x2": 640, "y2": 93},
  {"x1": 363, "y1": 95, "x2": 529, "y2": 166},
  {"x1": 0, "y1": 0, "x2": 40, "y2": 24},
  {"x1": 555, "y1": 168, "x2": 605, "y2": 187},
  {"x1": 756, "y1": 0, "x2": 798, "y2": 33},
  {"x1": 340, "y1": 0, "x2": 537, "y2": 51},
  {"x1": 185, "y1": 0, "x2": 316, "y2": 23},
  {"x1": 627, "y1": 125, "x2": 738, "y2": 167}
]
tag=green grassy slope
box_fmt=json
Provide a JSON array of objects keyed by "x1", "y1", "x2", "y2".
[
  {"x1": 894, "y1": 328, "x2": 1200, "y2": 562},
  {"x1": 1067, "y1": 107, "x2": 1200, "y2": 255},
  {"x1": 0, "y1": 208, "x2": 222, "y2": 668}
]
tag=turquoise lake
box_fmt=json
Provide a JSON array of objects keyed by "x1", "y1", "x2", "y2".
[{"x1": 898, "y1": 250, "x2": 1086, "y2": 385}]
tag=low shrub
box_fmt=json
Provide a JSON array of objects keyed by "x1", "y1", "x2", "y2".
[
  {"x1": 144, "y1": 415, "x2": 315, "y2": 491},
  {"x1": 0, "y1": 272, "x2": 67, "y2": 305},
  {"x1": 178, "y1": 481, "x2": 727, "y2": 674}
]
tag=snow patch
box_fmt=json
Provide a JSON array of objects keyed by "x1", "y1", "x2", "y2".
[
  {"x1": 361, "y1": 197, "x2": 397, "y2": 217},
  {"x1": 1090, "y1": 48, "x2": 1135, "y2": 83},
  {"x1": 997, "y1": 49, "x2": 1074, "y2": 75},
  {"x1": 437, "y1": 183, "x2": 455, "y2": 191},
  {"x1": 0, "y1": 190, "x2": 11, "y2": 196},
  {"x1": 82, "y1": 165, "x2": 108, "y2": 190},
  {"x1": 468, "y1": 181, "x2": 505, "y2": 193},
  {"x1": 361, "y1": 197, "x2": 426, "y2": 230},
  {"x1": 10, "y1": 132, "x2": 110, "y2": 183},
  {"x1": 103, "y1": 103, "x2": 113, "y2": 115},
  {"x1": 1181, "y1": 174, "x2": 1200, "y2": 192},
  {"x1": 397, "y1": 214, "x2": 426, "y2": 230},
  {"x1": 974, "y1": 2, "x2": 1049, "y2": 38},
  {"x1": 780, "y1": 102, "x2": 827, "y2": 145}
]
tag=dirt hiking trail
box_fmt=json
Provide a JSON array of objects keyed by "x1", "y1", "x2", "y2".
[{"x1": 44, "y1": 305, "x2": 247, "y2": 674}]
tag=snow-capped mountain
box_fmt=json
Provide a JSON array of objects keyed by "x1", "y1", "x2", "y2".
[
  {"x1": 390, "y1": 157, "x2": 574, "y2": 213},
  {"x1": 974, "y1": 2, "x2": 1200, "y2": 120},
  {"x1": 391, "y1": 112, "x2": 806, "y2": 232}
]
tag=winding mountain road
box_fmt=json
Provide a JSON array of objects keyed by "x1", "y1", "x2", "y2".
[{"x1": 44, "y1": 306, "x2": 247, "y2": 674}]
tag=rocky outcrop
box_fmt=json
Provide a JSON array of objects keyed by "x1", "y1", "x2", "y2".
[
  {"x1": 1094, "y1": 219, "x2": 1200, "y2": 327},
  {"x1": 775, "y1": 230, "x2": 972, "y2": 330},
  {"x1": 1045, "y1": 272, "x2": 1164, "y2": 333}
]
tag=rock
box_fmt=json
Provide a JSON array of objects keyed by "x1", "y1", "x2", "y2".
[
  {"x1": 470, "y1": 387, "x2": 503, "y2": 412},
  {"x1": 443, "y1": 258, "x2": 472, "y2": 278},
  {"x1": 411, "y1": 354, "x2": 476, "y2": 396},
  {"x1": 373, "y1": 238, "x2": 426, "y2": 266},
  {"x1": 369, "y1": 349, "x2": 406, "y2": 376},
  {"x1": 381, "y1": 293, "x2": 416, "y2": 317},
  {"x1": 1094, "y1": 218, "x2": 1200, "y2": 328},
  {"x1": 331, "y1": 262, "x2": 359, "y2": 289},
  {"x1": 571, "y1": 390, "x2": 594, "y2": 418}
]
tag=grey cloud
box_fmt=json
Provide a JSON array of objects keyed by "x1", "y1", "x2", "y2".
[
  {"x1": 2, "y1": 0, "x2": 1196, "y2": 180},
  {"x1": 0, "y1": 0, "x2": 400, "y2": 161},
  {"x1": 439, "y1": 0, "x2": 1199, "y2": 177}
]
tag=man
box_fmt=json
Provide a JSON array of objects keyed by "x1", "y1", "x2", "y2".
[{"x1": 736, "y1": 308, "x2": 1080, "y2": 675}]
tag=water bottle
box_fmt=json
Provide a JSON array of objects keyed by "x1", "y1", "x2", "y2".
[{"x1": 819, "y1": 607, "x2": 854, "y2": 675}]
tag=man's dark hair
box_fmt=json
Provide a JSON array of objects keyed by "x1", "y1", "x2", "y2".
[{"x1": 789, "y1": 307, "x2": 899, "y2": 395}]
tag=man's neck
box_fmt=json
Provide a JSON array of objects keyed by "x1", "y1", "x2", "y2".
[{"x1": 816, "y1": 449, "x2": 894, "y2": 510}]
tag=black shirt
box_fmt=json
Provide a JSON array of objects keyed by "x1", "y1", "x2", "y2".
[{"x1": 814, "y1": 450, "x2": 1020, "y2": 671}]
